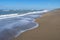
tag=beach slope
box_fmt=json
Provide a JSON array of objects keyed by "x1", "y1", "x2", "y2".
[{"x1": 13, "y1": 9, "x2": 60, "y2": 40}]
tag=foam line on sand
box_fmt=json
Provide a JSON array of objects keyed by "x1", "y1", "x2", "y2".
[{"x1": 15, "y1": 22, "x2": 39, "y2": 37}]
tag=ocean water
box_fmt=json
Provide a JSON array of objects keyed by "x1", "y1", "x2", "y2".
[{"x1": 0, "y1": 10, "x2": 48, "y2": 40}]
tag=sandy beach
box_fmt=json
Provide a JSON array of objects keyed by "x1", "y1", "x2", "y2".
[{"x1": 13, "y1": 9, "x2": 60, "y2": 40}]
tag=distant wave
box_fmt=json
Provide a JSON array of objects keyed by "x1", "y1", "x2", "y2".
[
  {"x1": 0, "y1": 10, "x2": 48, "y2": 19},
  {"x1": 0, "y1": 10, "x2": 48, "y2": 40}
]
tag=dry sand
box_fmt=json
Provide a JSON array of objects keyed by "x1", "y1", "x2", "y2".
[{"x1": 13, "y1": 9, "x2": 60, "y2": 40}]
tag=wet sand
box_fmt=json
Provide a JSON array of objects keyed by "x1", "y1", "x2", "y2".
[{"x1": 13, "y1": 9, "x2": 60, "y2": 40}]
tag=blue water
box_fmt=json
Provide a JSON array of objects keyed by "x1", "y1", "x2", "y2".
[{"x1": 0, "y1": 10, "x2": 48, "y2": 40}]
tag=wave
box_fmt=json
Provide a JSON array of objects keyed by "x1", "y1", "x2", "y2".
[{"x1": 0, "y1": 10, "x2": 48, "y2": 40}]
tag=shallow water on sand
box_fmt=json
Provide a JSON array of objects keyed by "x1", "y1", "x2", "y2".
[{"x1": 0, "y1": 10, "x2": 48, "y2": 40}]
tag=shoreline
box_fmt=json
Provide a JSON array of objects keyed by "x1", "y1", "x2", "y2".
[{"x1": 13, "y1": 9, "x2": 60, "y2": 40}]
